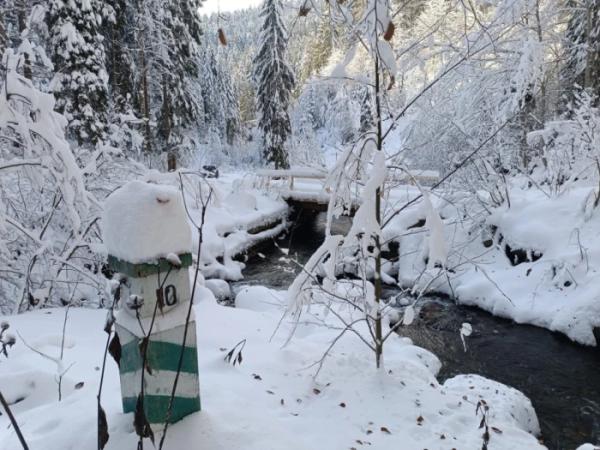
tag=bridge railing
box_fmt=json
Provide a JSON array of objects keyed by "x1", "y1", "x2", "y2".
[
  {"x1": 255, "y1": 168, "x2": 439, "y2": 191},
  {"x1": 255, "y1": 168, "x2": 328, "y2": 190}
]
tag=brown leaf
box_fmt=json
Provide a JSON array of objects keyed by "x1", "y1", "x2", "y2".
[
  {"x1": 75, "y1": 381, "x2": 84, "y2": 390},
  {"x1": 299, "y1": 6, "x2": 310, "y2": 16},
  {"x1": 339, "y1": 402, "x2": 346, "y2": 408},
  {"x1": 383, "y1": 21, "x2": 395, "y2": 41},
  {"x1": 252, "y1": 373, "x2": 262, "y2": 380},
  {"x1": 108, "y1": 333, "x2": 121, "y2": 368},
  {"x1": 156, "y1": 288, "x2": 165, "y2": 313},
  {"x1": 387, "y1": 75, "x2": 395, "y2": 91},
  {"x1": 491, "y1": 426, "x2": 503, "y2": 434},
  {"x1": 218, "y1": 28, "x2": 227, "y2": 46},
  {"x1": 313, "y1": 388, "x2": 321, "y2": 395},
  {"x1": 134, "y1": 395, "x2": 154, "y2": 443},
  {"x1": 380, "y1": 426, "x2": 391, "y2": 434},
  {"x1": 98, "y1": 404, "x2": 109, "y2": 449}
]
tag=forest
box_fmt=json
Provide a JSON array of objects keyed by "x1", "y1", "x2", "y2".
[{"x1": 0, "y1": 0, "x2": 599, "y2": 449}]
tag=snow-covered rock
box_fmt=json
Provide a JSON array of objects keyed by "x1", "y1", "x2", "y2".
[{"x1": 205, "y1": 279, "x2": 232, "y2": 301}]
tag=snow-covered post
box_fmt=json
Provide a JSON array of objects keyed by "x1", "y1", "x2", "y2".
[{"x1": 102, "y1": 181, "x2": 200, "y2": 428}]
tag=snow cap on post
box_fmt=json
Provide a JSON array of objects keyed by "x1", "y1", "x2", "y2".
[{"x1": 102, "y1": 180, "x2": 192, "y2": 264}]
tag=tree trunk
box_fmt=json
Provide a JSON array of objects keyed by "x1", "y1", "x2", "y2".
[
  {"x1": 17, "y1": 0, "x2": 32, "y2": 80},
  {"x1": 139, "y1": 43, "x2": 152, "y2": 153},
  {"x1": 373, "y1": 56, "x2": 384, "y2": 369}
]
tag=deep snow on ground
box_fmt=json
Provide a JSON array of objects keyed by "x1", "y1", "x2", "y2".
[
  {"x1": 0, "y1": 285, "x2": 546, "y2": 450},
  {"x1": 389, "y1": 181, "x2": 600, "y2": 346},
  {"x1": 2, "y1": 170, "x2": 599, "y2": 449}
]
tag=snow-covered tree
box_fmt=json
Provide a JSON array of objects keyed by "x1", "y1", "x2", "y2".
[
  {"x1": 46, "y1": 0, "x2": 111, "y2": 146},
  {"x1": 0, "y1": 51, "x2": 102, "y2": 312},
  {"x1": 155, "y1": 0, "x2": 205, "y2": 149},
  {"x1": 103, "y1": 0, "x2": 134, "y2": 114},
  {"x1": 562, "y1": 0, "x2": 600, "y2": 101},
  {"x1": 253, "y1": 0, "x2": 295, "y2": 169},
  {"x1": 200, "y1": 45, "x2": 240, "y2": 146}
]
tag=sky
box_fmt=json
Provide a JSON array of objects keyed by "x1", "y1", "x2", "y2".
[{"x1": 201, "y1": 0, "x2": 263, "y2": 15}]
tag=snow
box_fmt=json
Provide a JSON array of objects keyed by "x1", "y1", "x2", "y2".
[
  {"x1": 204, "y1": 279, "x2": 232, "y2": 301},
  {"x1": 235, "y1": 285, "x2": 282, "y2": 312},
  {"x1": 0, "y1": 285, "x2": 546, "y2": 450},
  {"x1": 102, "y1": 180, "x2": 192, "y2": 263},
  {"x1": 392, "y1": 182, "x2": 600, "y2": 345}
]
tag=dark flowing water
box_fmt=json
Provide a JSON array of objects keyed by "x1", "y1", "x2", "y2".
[{"x1": 232, "y1": 212, "x2": 600, "y2": 450}]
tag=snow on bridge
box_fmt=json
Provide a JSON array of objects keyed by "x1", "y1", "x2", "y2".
[{"x1": 255, "y1": 167, "x2": 440, "y2": 214}]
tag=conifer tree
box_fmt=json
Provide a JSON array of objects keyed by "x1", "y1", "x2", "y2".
[
  {"x1": 253, "y1": 0, "x2": 295, "y2": 169},
  {"x1": 46, "y1": 0, "x2": 111, "y2": 146},
  {"x1": 201, "y1": 45, "x2": 240, "y2": 145},
  {"x1": 0, "y1": 11, "x2": 7, "y2": 60},
  {"x1": 562, "y1": 0, "x2": 600, "y2": 100},
  {"x1": 155, "y1": 0, "x2": 204, "y2": 149},
  {"x1": 103, "y1": 0, "x2": 134, "y2": 114}
]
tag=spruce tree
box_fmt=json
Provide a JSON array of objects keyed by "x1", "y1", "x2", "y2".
[
  {"x1": 46, "y1": 0, "x2": 111, "y2": 146},
  {"x1": 155, "y1": 0, "x2": 204, "y2": 149},
  {"x1": 253, "y1": 0, "x2": 295, "y2": 169},
  {"x1": 103, "y1": 0, "x2": 134, "y2": 114},
  {"x1": 0, "y1": 10, "x2": 7, "y2": 60},
  {"x1": 562, "y1": 0, "x2": 600, "y2": 101},
  {"x1": 200, "y1": 45, "x2": 240, "y2": 145}
]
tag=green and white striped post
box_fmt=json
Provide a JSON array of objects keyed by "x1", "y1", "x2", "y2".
[
  {"x1": 103, "y1": 182, "x2": 201, "y2": 429},
  {"x1": 111, "y1": 253, "x2": 201, "y2": 427}
]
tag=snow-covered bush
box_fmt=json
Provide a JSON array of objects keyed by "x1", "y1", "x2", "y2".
[
  {"x1": 0, "y1": 51, "x2": 126, "y2": 313},
  {"x1": 528, "y1": 91, "x2": 600, "y2": 194}
]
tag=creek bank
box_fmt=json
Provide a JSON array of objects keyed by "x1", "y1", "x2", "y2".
[{"x1": 231, "y1": 211, "x2": 600, "y2": 450}]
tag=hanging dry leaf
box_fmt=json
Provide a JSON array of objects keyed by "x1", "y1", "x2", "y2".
[
  {"x1": 134, "y1": 395, "x2": 155, "y2": 443},
  {"x1": 383, "y1": 21, "x2": 395, "y2": 41},
  {"x1": 218, "y1": 28, "x2": 227, "y2": 46},
  {"x1": 98, "y1": 404, "x2": 109, "y2": 449},
  {"x1": 108, "y1": 333, "x2": 121, "y2": 368},
  {"x1": 387, "y1": 75, "x2": 396, "y2": 91}
]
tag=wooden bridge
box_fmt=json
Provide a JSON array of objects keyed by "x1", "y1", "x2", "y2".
[{"x1": 256, "y1": 167, "x2": 440, "y2": 214}]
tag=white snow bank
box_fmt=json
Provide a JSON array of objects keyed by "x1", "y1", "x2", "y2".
[
  {"x1": 102, "y1": 180, "x2": 192, "y2": 263},
  {"x1": 0, "y1": 285, "x2": 546, "y2": 450},
  {"x1": 392, "y1": 184, "x2": 600, "y2": 345},
  {"x1": 444, "y1": 374, "x2": 540, "y2": 435},
  {"x1": 235, "y1": 285, "x2": 284, "y2": 312}
]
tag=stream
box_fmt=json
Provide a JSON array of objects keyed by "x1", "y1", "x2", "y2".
[{"x1": 231, "y1": 211, "x2": 600, "y2": 450}]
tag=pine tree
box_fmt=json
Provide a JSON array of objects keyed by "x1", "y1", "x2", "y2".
[
  {"x1": 0, "y1": 8, "x2": 7, "y2": 60},
  {"x1": 46, "y1": 0, "x2": 111, "y2": 146},
  {"x1": 562, "y1": 0, "x2": 600, "y2": 101},
  {"x1": 103, "y1": 0, "x2": 134, "y2": 114},
  {"x1": 200, "y1": 45, "x2": 240, "y2": 145},
  {"x1": 297, "y1": 19, "x2": 333, "y2": 86},
  {"x1": 253, "y1": 0, "x2": 295, "y2": 169},
  {"x1": 156, "y1": 0, "x2": 204, "y2": 149}
]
